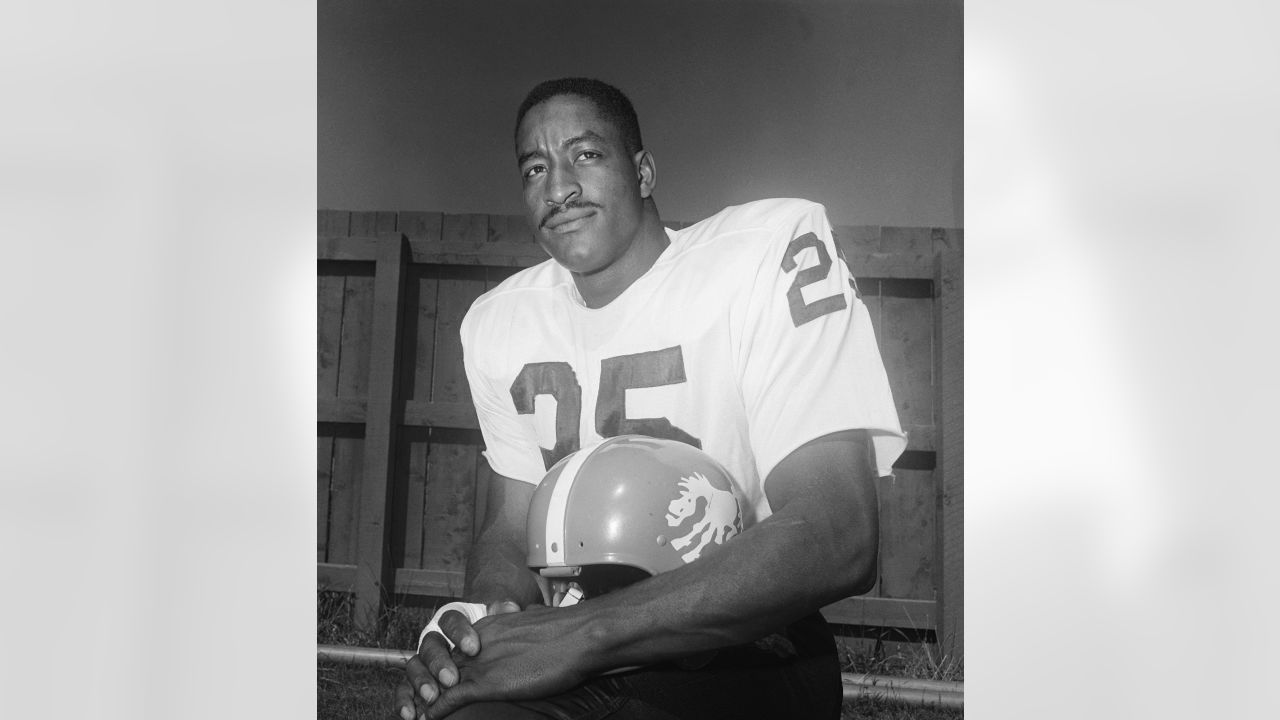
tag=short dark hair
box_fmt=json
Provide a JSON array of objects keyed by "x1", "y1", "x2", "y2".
[{"x1": 515, "y1": 77, "x2": 644, "y2": 156}]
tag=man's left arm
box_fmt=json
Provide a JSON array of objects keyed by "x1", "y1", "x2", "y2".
[{"x1": 422, "y1": 428, "x2": 877, "y2": 718}]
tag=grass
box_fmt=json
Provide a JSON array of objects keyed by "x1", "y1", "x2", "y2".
[{"x1": 318, "y1": 592, "x2": 963, "y2": 719}]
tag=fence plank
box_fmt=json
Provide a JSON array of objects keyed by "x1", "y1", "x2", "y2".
[
  {"x1": 318, "y1": 397, "x2": 366, "y2": 423},
  {"x1": 398, "y1": 262, "x2": 440, "y2": 573},
  {"x1": 881, "y1": 295, "x2": 934, "y2": 432},
  {"x1": 399, "y1": 427, "x2": 430, "y2": 570},
  {"x1": 934, "y1": 250, "x2": 963, "y2": 657},
  {"x1": 880, "y1": 227, "x2": 933, "y2": 256},
  {"x1": 486, "y1": 213, "x2": 536, "y2": 245},
  {"x1": 405, "y1": 266, "x2": 440, "y2": 404},
  {"x1": 423, "y1": 222, "x2": 489, "y2": 577},
  {"x1": 318, "y1": 271, "x2": 345, "y2": 398},
  {"x1": 931, "y1": 227, "x2": 963, "y2": 254},
  {"x1": 318, "y1": 210, "x2": 350, "y2": 237},
  {"x1": 422, "y1": 438, "x2": 478, "y2": 575},
  {"x1": 350, "y1": 211, "x2": 397, "y2": 236},
  {"x1": 317, "y1": 434, "x2": 334, "y2": 562},
  {"x1": 319, "y1": 564, "x2": 466, "y2": 598},
  {"x1": 319, "y1": 236, "x2": 379, "y2": 261},
  {"x1": 876, "y1": 469, "x2": 935, "y2": 600},
  {"x1": 403, "y1": 400, "x2": 478, "y2": 428},
  {"x1": 397, "y1": 211, "x2": 443, "y2": 242},
  {"x1": 354, "y1": 234, "x2": 410, "y2": 631},
  {"x1": 820, "y1": 597, "x2": 936, "y2": 629},
  {"x1": 327, "y1": 427, "x2": 364, "y2": 565},
  {"x1": 337, "y1": 271, "x2": 375, "y2": 399}
]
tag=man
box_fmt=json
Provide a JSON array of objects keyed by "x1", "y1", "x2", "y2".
[{"x1": 396, "y1": 77, "x2": 905, "y2": 719}]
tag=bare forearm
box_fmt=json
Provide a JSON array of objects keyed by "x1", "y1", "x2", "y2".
[
  {"x1": 463, "y1": 525, "x2": 543, "y2": 608},
  {"x1": 570, "y1": 490, "x2": 874, "y2": 673}
]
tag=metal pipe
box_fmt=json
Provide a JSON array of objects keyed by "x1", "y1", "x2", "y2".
[
  {"x1": 318, "y1": 644, "x2": 412, "y2": 667},
  {"x1": 317, "y1": 645, "x2": 964, "y2": 709},
  {"x1": 842, "y1": 674, "x2": 964, "y2": 709}
]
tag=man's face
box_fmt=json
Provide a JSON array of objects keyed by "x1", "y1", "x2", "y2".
[{"x1": 515, "y1": 94, "x2": 650, "y2": 275}]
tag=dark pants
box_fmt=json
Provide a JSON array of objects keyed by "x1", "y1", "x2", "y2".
[{"x1": 466, "y1": 612, "x2": 841, "y2": 720}]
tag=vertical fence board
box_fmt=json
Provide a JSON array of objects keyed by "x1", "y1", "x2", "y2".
[
  {"x1": 397, "y1": 266, "x2": 439, "y2": 572},
  {"x1": 354, "y1": 235, "x2": 410, "y2": 629},
  {"x1": 408, "y1": 267, "x2": 441, "y2": 403},
  {"x1": 442, "y1": 213, "x2": 489, "y2": 253},
  {"x1": 487, "y1": 213, "x2": 536, "y2": 245},
  {"x1": 318, "y1": 210, "x2": 350, "y2": 237},
  {"x1": 318, "y1": 272, "x2": 345, "y2": 397},
  {"x1": 329, "y1": 253, "x2": 373, "y2": 568},
  {"x1": 318, "y1": 209, "x2": 351, "y2": 568},
  {"x1": 423, "y1": 439, "x2": 479, "y2": 574},
  {"x1": 422, "y1": 266, "x2": 486, "y2": 573},
  {"x1": 337, "y1": 273, "x2": 375, "y2": 399},
  {"x1": 317, "y1": 434, "x2": 334, "y2": 562},
  {"x1": 421, "y1": 215, "x2": 489, "y2": 576},
  {"x1": 398, "y1": 211, "x2": 443, "y2": 242},
  {"x1": 394, "y1": 213, "x2": 443, "y2": 580},
  {"x1": 350, "y1": 211, "x2": 398, "y2": 236},
  {"x1": 935, "y1": 250, "x2": 963, "y2": 657},
  {"x1": 398, "y1": 428, "x2": 430, "y2": 569},
  {"x1": 327, "y1": 427, "x2": 364, "y2": 565},
  {"x1": 875, "y1": 469, "x2": 936, "y2": 604},
  {"x1": 880, "y1": 296, "x2": 933, "y2": 432},
  {"x1": 879, "y1": 227, "x2": 932, "y2": 259}
]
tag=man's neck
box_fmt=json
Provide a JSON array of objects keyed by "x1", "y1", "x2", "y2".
[{"x1": 573, "y1": 214, "x2": 669, "y2": 309}]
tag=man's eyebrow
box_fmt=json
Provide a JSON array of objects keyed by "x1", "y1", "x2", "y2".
[
  {"x1": 518, "y1": 131, "x2": 609, "y2": 167},
  {"x1": 517, "y1": 148, "x2": 542, "y2": 167},
  {"x1": 561, "y1": 130, "x2": 607, "y2": 148}
]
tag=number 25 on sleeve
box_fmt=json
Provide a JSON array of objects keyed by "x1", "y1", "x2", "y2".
[{"x1": 781, "y1": 232, "x2": 847, "y2": 327}]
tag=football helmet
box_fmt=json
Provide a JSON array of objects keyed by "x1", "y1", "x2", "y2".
[{"x1": 527, "y1": 435, "x2": 745, "y2": 599}]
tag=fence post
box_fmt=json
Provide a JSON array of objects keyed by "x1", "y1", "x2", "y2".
[
  {"x1": 933, "y1": 239, "x2": 963, "y2": 661},
  {"x1": 355, "y1": 232, "x2": 410, "y2": 632}
]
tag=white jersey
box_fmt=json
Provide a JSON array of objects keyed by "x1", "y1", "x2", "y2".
[{"x1": 461, "y1": 198, "x2": 906, "y2": 524}]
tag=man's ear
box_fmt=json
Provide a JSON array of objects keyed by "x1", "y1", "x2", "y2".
[{"x1": 634, "y1": 150, "x2": 657, "y2": 199}]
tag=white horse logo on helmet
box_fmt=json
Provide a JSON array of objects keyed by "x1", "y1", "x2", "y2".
[{"x1": 665, "y1": 471, "x2": 742, "y2": 563}]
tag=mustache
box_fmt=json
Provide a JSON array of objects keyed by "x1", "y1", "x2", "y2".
[{"x1": 540, "y1": 200, "x2": 602, "y2": 229}]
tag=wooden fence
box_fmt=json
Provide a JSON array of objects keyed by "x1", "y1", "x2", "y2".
[{"x1": 317, "y1": 209, "x2": 963, "y2": 657}]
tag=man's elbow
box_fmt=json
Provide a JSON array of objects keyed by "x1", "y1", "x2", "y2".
[
  {"x1": 845, "y1": 546, "x2": 877, "y2": 596},
  {"x1": 835, "y1": 526, "x2": 878, "y2": 597}
]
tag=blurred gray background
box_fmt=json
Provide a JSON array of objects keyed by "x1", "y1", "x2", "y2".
[{"x1": 318, "y1": 0, "x2": 962, "y2": 227}]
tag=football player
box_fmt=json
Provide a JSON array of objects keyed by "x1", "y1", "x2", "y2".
[{"x1": 396, "y1": 77, "x2": 905, "y2": 720}]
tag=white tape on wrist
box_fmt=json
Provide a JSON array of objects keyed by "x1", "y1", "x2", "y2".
[
  {"x1": 558, "y1": 586, "x2": 583, "y2": 607},
  {"x1": 417, "y1": 601, "x2": 488, "y2": 652}
]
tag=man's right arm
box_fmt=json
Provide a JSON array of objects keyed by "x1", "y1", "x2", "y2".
[
  {"x1": 464, "y1": 472, "x2": 543, "y2": 608},
  {"x1": 396, "y1": 473, "x2": 540, "y2": 718}
]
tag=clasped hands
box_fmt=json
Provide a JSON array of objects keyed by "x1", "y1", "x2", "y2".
[{"x1": 396, "y1": 599, "x2": 590, "y2": 720}]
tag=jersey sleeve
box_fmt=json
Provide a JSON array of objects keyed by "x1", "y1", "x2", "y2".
[
  {"x1": 461, "y1": 302, "x2": 549, "y2": 486},
  {"x1": 732, "y1": 201, "x2": 906, "y2": 480}
]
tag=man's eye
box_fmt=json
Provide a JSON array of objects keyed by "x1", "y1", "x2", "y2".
[
  {"x1": 523, "y1": 165, "x2": 545, "y2": 179},
  {"x1": 577, "y1": 150, "x2": 601, "y2": 161}
]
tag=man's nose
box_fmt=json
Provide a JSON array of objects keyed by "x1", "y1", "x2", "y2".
[{"x1": 545, "y1": 164, "x2": 581, "y2": 206}]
